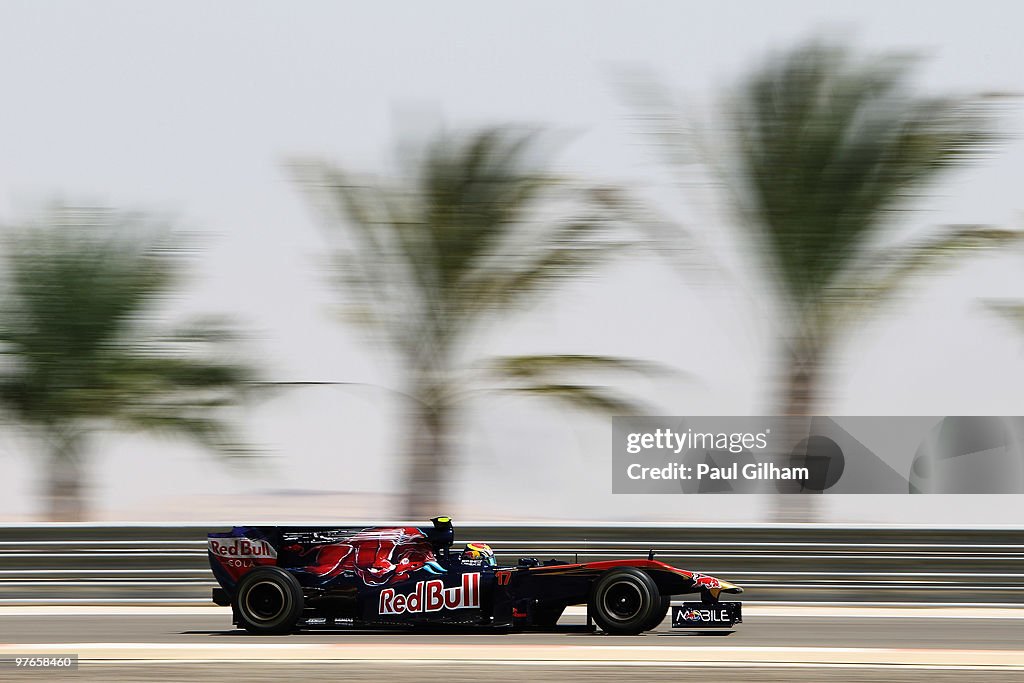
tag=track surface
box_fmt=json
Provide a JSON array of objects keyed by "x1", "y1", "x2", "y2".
[
  {"x1": 2, "y1": 612, "x2": 1024, "y2": 649},
  {"x1": 3, "y1": 609, "x2": 1024, "y2": 681},
  {"x1": 4, "y1": 665, "x2": 1021, "y2": 683}
]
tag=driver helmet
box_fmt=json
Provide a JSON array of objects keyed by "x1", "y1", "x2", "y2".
[{"x1": 461, "y1": 542, "x2": 496, "y2": 567}]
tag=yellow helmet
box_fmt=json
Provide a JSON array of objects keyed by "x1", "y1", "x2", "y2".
[{"x1": 461, "y1": 542, "x2": 496, "y2": 567}]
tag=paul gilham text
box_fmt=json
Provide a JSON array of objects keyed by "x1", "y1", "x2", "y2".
[{"x1": 627, "y1": 462, "x2": 809, "y2": 481}]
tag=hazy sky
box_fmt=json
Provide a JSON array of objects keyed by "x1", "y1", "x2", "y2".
[{"x1": 1, "y1": 1, "x2": 1023, "y2": 522}]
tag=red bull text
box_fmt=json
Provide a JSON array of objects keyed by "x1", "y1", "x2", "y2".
[{"x1": 378, "y1": 573, "x2": 480, "y2": 615}]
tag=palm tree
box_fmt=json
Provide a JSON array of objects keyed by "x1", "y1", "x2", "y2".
[
  {"x1": 293, "y1": 127, "x2": 646, "y2": 518},
  {"x1": 0, "y1": 205, "x2": 256, "y2": 520},
  {"x1": 630, "y1": 40, "x2": 1018, "y2": 419}
]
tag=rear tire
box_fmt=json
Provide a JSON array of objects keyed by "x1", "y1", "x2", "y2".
[
  {"x1": 234, "y1": 566, "x2": 304, "y2": 635},
  {"x1": 589, "y1": 567, "x2": 661, "y2": 635}
]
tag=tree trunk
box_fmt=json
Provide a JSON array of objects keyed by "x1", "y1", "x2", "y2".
[
  {"x1": 782, "y1": 345, "x2": 820, "y2": 419},
  {"x1": 43, "y1": 435, "x2": 86, "y2": 522},
  {"x1": 770, "y1": 344, "x2": 823, "y2": 521},
  {"x1": 400, "y1": 400, "x2": 450, "y2": 521}
]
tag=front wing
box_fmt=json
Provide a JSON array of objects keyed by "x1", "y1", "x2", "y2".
[{"x1": 672, "y1": 601, "x2": 742, "y2": 628}]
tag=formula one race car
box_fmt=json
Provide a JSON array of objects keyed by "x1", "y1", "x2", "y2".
[{"x1": 208, "y1": 517, "x2": 743, "y2": 635}]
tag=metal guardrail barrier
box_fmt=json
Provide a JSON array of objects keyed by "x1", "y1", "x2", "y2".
[{"x1": 1, "y1": 524, "x2": 1022, "y2": 605}]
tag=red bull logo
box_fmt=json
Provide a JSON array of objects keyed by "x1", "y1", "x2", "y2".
[
  {"x1": 209, "y1": 538, "x2": 277, "y2": 560},
  {"x1": 379, "y1": 573, "x2": 480, "y2": 615},
  {"x1": 693, "y1": 574, "x2": 721, "y2": 590},
  {"x1": 208, "y1": 536, "x2": 277, "y2": 580}
]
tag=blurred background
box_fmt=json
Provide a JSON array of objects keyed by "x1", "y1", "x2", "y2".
[{"x1": 1, "y1": 0, "x2": 1023, "y2": 524}]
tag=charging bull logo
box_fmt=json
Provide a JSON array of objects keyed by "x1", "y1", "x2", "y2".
[
  {"x1": 285, "y1": 527, "x2": 443, "y2": 587},
  {"x1": 693, "y1": 574, "x2": 721, "y2": 590},
  {"x1": 681, "y1": 608, "x2": 701, "y2": 621},
  {"x1": 379, "y1": 573, "x2": 480, "y2": 615}
]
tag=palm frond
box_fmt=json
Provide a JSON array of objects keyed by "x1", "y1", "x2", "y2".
[
  {"x1": 481, "y1": 353, "x2": 664, "y2": 416},
  {"x1": 111, "y1": 411, "x2": 253, "y2": 458},
  {"x1": 0, "y1": 205, "x2": 257, "y2": 454},
  {"x1": 729, "y1": 41, "x2": 999, "y2": 306},
  {"x1": 455, "y1": 189, "x2": 636, "y2": 320},
  {"x1": 500, "y1": 384, "x2": 645, "y2": 415},
  {"x1": 629, "y1": 40, "x2": 1000, "y2": 312},
  {"x1": 981, "y1": 300, "x2": 1024, "y2": 335},
  {"x1": 0, "y1": 207, "x2": 179, "y2": 365},
  {"x1": 292, "y1": 126, "x2": 636, "y2": 368},
  {"x1": 825, "y1": 226, "x2": 1024, "y2": 330},
  {"x1": 488, "y1": 354, "x2": 662, "y2": 380}
]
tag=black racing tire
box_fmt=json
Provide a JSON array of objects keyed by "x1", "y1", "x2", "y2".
[
  {"x1": 234, "y1": 566, "x2": 304, "y2": 635},
  {"x1": 589, "y1": 567, "x2": 662, "y2": 635},
  {"x1": 638, "y1": 595, "x2": 671, "y2": 632}
]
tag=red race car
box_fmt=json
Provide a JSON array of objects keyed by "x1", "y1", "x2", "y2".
[{"x1": 208, "y1": 516, "x2": 743, "y2": 635}]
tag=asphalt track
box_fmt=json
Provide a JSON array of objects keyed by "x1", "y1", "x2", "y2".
[{"x1": 2, "y1": 606, "x2": 1024, "y2": 681}]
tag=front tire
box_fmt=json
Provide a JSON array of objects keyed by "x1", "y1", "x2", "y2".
[
  {"x1": 234, "y1": 566, "x2": 304, "y2": 635},
  {"x1": 589, "y1": 567, "x2": 661, "y2": 635},
  {"x1": 639, "y1": 595, "x2": 671, "y2": 632}
]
